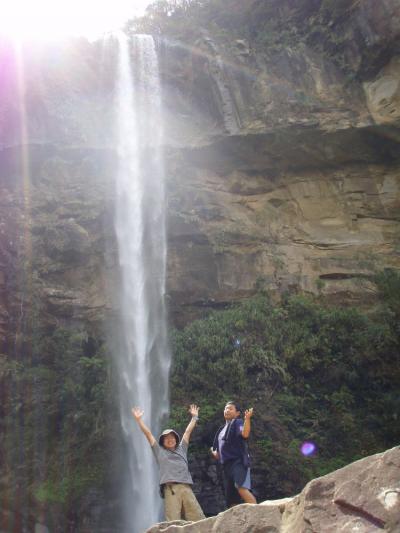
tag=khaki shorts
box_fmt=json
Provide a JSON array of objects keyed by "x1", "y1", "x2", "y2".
[{"x1": 163, "y1": 483, "x2": 205, "y2": 522}]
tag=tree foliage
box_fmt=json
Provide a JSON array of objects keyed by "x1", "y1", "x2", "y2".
[
  {"x1": 169, "y1": 271, "x2": 400, "y2": 499},
  {"x1": 0, "y1": 326, "x2": 117, "y2": 514},
  {"x1": 129, "y1": 0, "x2": 371, "y2": 77},
  {"x1": 2, "y1": 268, "x2": 399, "y2": 509}
]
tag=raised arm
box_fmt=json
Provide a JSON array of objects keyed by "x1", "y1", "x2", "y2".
[
  {"x1": 241, "y1": 407, "x2": 254, "y2": 439},
  {"x1": 182, "y1": 404, "x2": 199, "y2": 444},
  {"x1": 131, "y1": 407, "x2": 156, "y2": 447}
]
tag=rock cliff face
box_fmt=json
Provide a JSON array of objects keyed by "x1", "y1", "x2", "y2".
[
  {"x1": 0, "y1": 1, "x2": 399, "y2": 329},
  {"x1": 146, "y1": 446, "x2": 400, "y2": 533},
  {"x1": 0, "y1": 0, "x2": 399, "y2": 528},
  {"x1": 158, "y1": 0, "x2": 400, "y2": 323}
]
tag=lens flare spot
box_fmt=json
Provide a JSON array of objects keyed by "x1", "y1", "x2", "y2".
[{"x1": 301, "y1": 441, "x2": 317, "y2": 457}]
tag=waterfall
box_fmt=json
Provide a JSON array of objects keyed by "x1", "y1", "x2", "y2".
[
  {"x1": 114, "y1": 33, "x2": 170, "y2": 533},
  {"x1": 201, "y1": 32, "x2": 241, "y2": 135}
]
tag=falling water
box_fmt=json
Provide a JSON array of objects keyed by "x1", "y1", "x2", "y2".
[{"x1": 114, "y1": 33, "x2": 170, "y2": 533}]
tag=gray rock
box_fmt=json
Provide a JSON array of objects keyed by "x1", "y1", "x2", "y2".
[{"x1": 146, "y1": 446, "x2": 400, "y2": 532}]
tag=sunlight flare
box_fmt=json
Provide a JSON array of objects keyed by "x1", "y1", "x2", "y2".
[{"x1": 0, "y1": 0, "x2": 152, "y2": 41}]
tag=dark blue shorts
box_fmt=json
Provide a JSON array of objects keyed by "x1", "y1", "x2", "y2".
[{"x1": 222, "y1": 459, "x2": 251, "y2": 506}]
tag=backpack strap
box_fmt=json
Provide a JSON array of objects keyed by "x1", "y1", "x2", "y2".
[{"x1": 212, "y1": 425, "x2": 224, "y2": 451}]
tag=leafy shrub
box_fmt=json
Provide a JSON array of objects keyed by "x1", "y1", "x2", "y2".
[
  {"x1": 0, "y1": 326, "x2": 116, "y2": 510},
  {"x1": 169, "y1": 273, "x2": 400, "y2": 499}
]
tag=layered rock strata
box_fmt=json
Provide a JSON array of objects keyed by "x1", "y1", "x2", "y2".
[{"x1": 0, "y1": 1, "x2": 400, "y2": 326}]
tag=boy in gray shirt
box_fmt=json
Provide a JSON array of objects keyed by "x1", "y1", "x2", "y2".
[{"x1": 132, "y1": 404, "x2": 205, "y2": 522}]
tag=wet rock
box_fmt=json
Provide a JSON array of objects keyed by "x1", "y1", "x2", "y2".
[
  {"x1": 364, "y1": 56, "x2": 400, "y2": 125},
  {"x1": 43, "y1": 218, "x2": 91, "y2": 260}
]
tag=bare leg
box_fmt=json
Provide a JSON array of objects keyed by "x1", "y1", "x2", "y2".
[{"x1": 237, "y1": 487, "x2": 257, "y2": 504}]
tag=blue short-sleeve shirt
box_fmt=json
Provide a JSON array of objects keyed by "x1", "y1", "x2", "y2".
[{"x1": 217, "y1": 418, "x2": 245, "y2": 464}]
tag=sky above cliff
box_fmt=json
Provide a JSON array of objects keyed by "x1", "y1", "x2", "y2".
[{"x1": 1, "y1": 0, "x2": 154, "y2": 41}]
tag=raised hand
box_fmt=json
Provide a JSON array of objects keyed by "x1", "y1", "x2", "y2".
[
  {"x1": 183, "y1": 404, "x2": 200, "y2": 444},
  {"x1": 131, "y1": 407, "x2": 155, "y2": 446},
  {"x1": 132, "y1": 407, "x2": 144, "y2": 421},
  {"x1": 244, "y1": 407, "x2": 254, "y2": 420},
  {"x1": 189, "y1": 404, "x2": 199, "y2": 417}
]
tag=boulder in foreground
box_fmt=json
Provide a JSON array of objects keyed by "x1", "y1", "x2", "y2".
[{"x1": 146, "y1": 446, "x2": 400, "y2": 532}]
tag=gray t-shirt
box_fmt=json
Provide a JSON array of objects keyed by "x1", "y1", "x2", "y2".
[{"x1": 151, "y1": 440, "x2": 193, "y2": 485}]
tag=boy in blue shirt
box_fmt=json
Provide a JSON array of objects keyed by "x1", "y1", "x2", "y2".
[{"x1": 211, "y1": 401, "x2": 257, "y2": 507}]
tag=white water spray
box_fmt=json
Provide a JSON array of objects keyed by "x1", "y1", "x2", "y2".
[{"x1": 114, "y1": 33, "x2": 170, "y2": 533}]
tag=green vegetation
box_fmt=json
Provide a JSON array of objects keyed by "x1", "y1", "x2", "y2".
[
  {"x1": 0, "y1": 326, "x2": 117, "y2": 512},
  {"x1": 130, "y1": 0, "x2": 283, "y2": 42},
  {"x1": 3, "y1": 265, "x2": 400, "y2": 508},
  {"x1": 129, "y1": 0, "x2": 365, "y2": 77},
  {"x1": 169, "y1": 270, "x2": 400, "y2": 499}
]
